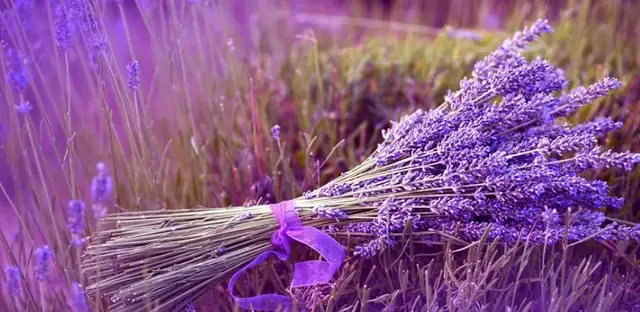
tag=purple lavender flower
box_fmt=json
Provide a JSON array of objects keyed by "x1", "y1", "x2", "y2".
[
  {"x1": 354, "y1": 238, "x2": 384, "y2": 259},
  {"x1": 14, "y1": 101, "x2": 32, "y2": 115},
  {"x1": 67, "y1": 200, "x2": 86, "y2": 246},
  {"x1": 5, "y1": 266, "x2": 21, "y2": 296},
  {"x1": 472, "y1": 19, "x2": 552, "y2": 79},
  {"x1": 71, "y1": 282, "x2": 89, "y2": 312},
  {"x1": 91, "y1": 162, "x2": 113, "y2": 219},
  {"x1": 35, "y1": 245, "x2": 53, "y2": 281},
  {"x1": 376, "y1": 198, "x2": 414, "y2": 234},
  {"x1": 5, "y1": 48, "x2": 28, "y2": 92},
  {"x1": 553, "y1": 77, "x2": 622, "y2": 118},
  {"x1": 126, "y1": 60, "x2": 140, "y2": 90},
  {"x1": 271, "y1": 125, "x2": 281, "y2": 141},
  {"x1": 53, "y1": 3, "x2": 76, "y2": 50},
  {"x1": 312, "y1": 205, "x2": 347, "y2": 221}
]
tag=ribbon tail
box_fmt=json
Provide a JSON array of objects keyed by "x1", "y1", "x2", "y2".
[
  {"x1": 228, "y1": 250, "x2": 292, "y2": 311},
  {"x1": 286, "y1": 226, "x2": 346, "y2": 288}
]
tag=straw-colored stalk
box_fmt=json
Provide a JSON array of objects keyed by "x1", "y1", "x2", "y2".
[{"x1": 82, "y1": 156, "x2": 443, "y2": 311}]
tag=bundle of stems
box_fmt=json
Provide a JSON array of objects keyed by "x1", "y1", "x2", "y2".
[
  {"x1": 82, "y1": 163, "x2": 417, "y2": 312},
  {"x1": 84, "y1": 202, "x2": 332, "y2": 311},
  {"x1": 83, "y1": 19, "x2": 640, "y2": 311}
]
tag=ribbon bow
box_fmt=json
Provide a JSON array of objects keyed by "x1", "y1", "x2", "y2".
[{"x1": 228, "y1": 200, "x2": 346, "y2": 311}]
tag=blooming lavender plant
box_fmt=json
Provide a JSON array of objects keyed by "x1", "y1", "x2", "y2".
[{"x1": 35, "y1": 245, "x2": 53, "y2": 281}]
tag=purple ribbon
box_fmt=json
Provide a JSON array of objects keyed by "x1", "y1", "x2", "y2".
[{"x1": 228, "y1": 200, "x2": 345, "y2": 311}]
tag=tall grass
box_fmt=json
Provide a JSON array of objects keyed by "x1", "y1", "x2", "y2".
[{"x1": 0, "y1": 0, "x2": 639, "y2": 311}]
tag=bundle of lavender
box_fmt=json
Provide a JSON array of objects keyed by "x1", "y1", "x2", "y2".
[{"x1": 83, "y1": 19, "x2": 640, "y2": 311}]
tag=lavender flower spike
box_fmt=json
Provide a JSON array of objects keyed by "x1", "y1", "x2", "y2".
[
  {"x1": 472, "y1": 18, "x2": 553, "y2": 78},
  {"x1": 271, "y1": 124, "x2": 281, "y2": 140},
  {"x1": 53, "y1": 4, "x2": 75, "y2": 50},
  {"x1": 312, "y1": 205, "x2": 347, "y2": 221},
  {"x1": 91, "y1": 162, "x2": 113, "y2": 219},
  {"x1": 5, "y1": 266, "x2": 22, "y2": 296},
  {"x1": 35, "y1": 245, "x2": 53, "y2": 281},
  {"x1": 67, "y1": 200, "x2": 86, "y2": 247},
  {"x1": 5, "y1": 48, "x2": 29, "y2": 92},
  {"x1": 127, "y1": 60, "x2": 140, "y2": 90}
]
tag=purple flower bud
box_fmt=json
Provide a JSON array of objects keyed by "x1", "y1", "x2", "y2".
[
  {"x1": 271, "y1": 125, "x2": 281, "y2": 140},
  {"x1": 14, "y1": 101, "x2": 32, "y2": 115},
  {"x1": 553, "y1": 77, "x2": 621, "y2": 118}
]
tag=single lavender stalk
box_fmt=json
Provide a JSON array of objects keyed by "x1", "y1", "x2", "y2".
[
  {"x1": 312, "y1": 205, "x2": 348, "y2": 221},
  {"x1": 126, "y1": 60, "x2": 140, "y2": 90},
  {"x1": 34, "y1": 245, "x2": 53, "y2": 281},
  {"x1": 5, "y1": 266, "x2": 22, "y2": 296},
  {"x1": 90, "y1": 162, "x2": 113, "y2": 219},
  {"x1": 53, "y1": 3, "x2": 75, "y2": 51},
  {"x1": 5, "y1": 48, "x2": 29, "y2": 92},
  {"x1": 67, "y1": 200, "x2": 86, "y2": 247}
]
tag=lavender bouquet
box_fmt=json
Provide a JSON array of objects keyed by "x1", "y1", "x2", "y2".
[{"x1": 83, "y1": 19, "x2": 640, "y2": 311}]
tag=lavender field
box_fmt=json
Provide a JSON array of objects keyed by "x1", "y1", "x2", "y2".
[{"x1": 2, "y1": 0, "x2": 640, "y2": 311}]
